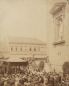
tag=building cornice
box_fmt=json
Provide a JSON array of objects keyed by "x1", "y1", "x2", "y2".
[
  {"x1": 53, "y1": 40, "x2": 65, "y2": 45},
  {"x1": 50, "y1": 2, "x2": 66, "y2": 15},
  {"x1": 9, "y1": 42, "x2": 46, "y2": 46}
]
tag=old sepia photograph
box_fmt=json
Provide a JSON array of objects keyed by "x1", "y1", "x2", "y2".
[{"x1": 0, "y1": 0, "x2": 69, "y2": 86}]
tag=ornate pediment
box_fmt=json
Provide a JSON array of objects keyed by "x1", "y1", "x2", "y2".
[{"x1": 50, "y1": 2, "x2": 66, "y2": 15}]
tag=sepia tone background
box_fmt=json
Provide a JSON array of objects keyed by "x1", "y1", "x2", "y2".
[
  {"x1": 0, "y1": 0, "x2": 47, "y2": 42},
  {"x1": 0, "y1": 0, "x2": 69, "y2": 73}
]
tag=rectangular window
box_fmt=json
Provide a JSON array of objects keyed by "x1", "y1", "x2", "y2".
[
  {"x1": 20, "y1": 48, "x2": 22, "y2": 51},
  {"x1": 11, "y1": 47, "x2": 13, "y2": 51},
  {"x1": 16, "y1": 47, "x2": 17, "y2": 51}
]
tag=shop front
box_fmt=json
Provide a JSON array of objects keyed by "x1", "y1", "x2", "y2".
[{"x1": 2, "y1": 58, "x2": 28, "y2": 74}]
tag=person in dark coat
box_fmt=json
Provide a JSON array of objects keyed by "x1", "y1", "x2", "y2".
[
  {"x1": 0, "y1": 78, "x2": 4, "y2": 86},
  {"x1": 48, "y1": 75, "x2": 54, "y2": 86}
]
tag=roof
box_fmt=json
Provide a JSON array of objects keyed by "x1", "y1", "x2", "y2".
[
  {"x1": 8, "y1": 36, "x2": 46, "y2": 45},
  {"x1": 3, "y1": 58, "x2": 26, "y2": 62}
]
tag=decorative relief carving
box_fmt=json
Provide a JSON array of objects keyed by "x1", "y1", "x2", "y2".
[
  {"x1": 50, "y1": 2, "x2": 66, "y2": 45},
  {"x1": 55, "y1": 14, "x2": 64, "y2": 41}
]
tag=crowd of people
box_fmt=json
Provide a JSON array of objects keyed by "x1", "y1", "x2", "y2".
[{"x1": 0, "y1": 68, "x2": 69, "y2": 86}]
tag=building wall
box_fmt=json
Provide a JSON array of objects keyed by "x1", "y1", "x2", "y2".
[
  {"x1": 9, "y1": 42, "x2": 47, "y2": 59},
  {"x1": 7, "y1": 39, "x2": 49, "y2": 72},
  {"x1": 48, "y1": 0, "x2": 69, "y2": 72}
]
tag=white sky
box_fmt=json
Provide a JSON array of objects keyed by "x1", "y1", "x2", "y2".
[{"x1": 0, "y1": 0, "x2": 48, "y2": 42}]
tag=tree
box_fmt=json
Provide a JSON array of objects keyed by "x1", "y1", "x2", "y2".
[
  {"x1": 38, "y1": 61, "x2": 44, "y2": 71},
  {"x1": 62, "y1": 62, "x2": 69, "y2": 74}
]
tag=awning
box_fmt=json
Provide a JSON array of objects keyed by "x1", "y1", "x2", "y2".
[{"x1": 3, "y1": 58, "x2": 27, "y2": 63}]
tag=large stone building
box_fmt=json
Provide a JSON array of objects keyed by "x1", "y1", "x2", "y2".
[
  {"x1": 47, "y1": 0, "x2": 69, "y2": 72},
  {"x1": 0, "y1": 36, "x2": 49, "y2": 72},
  {"x1": 9, "y1": 37, "x2": 48, "y2": 71},
  {"x1": 8, "y1": 37, "x2": 47, "y2": 59}
]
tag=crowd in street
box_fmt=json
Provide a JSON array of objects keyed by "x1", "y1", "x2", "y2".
[{"x1": 0, "y1": 68, "x2": 69, "y2": 86}]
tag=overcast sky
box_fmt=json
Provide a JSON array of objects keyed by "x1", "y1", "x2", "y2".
[{"x1": 0, "y1": 0, "x2": 49, "y2": 42}]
